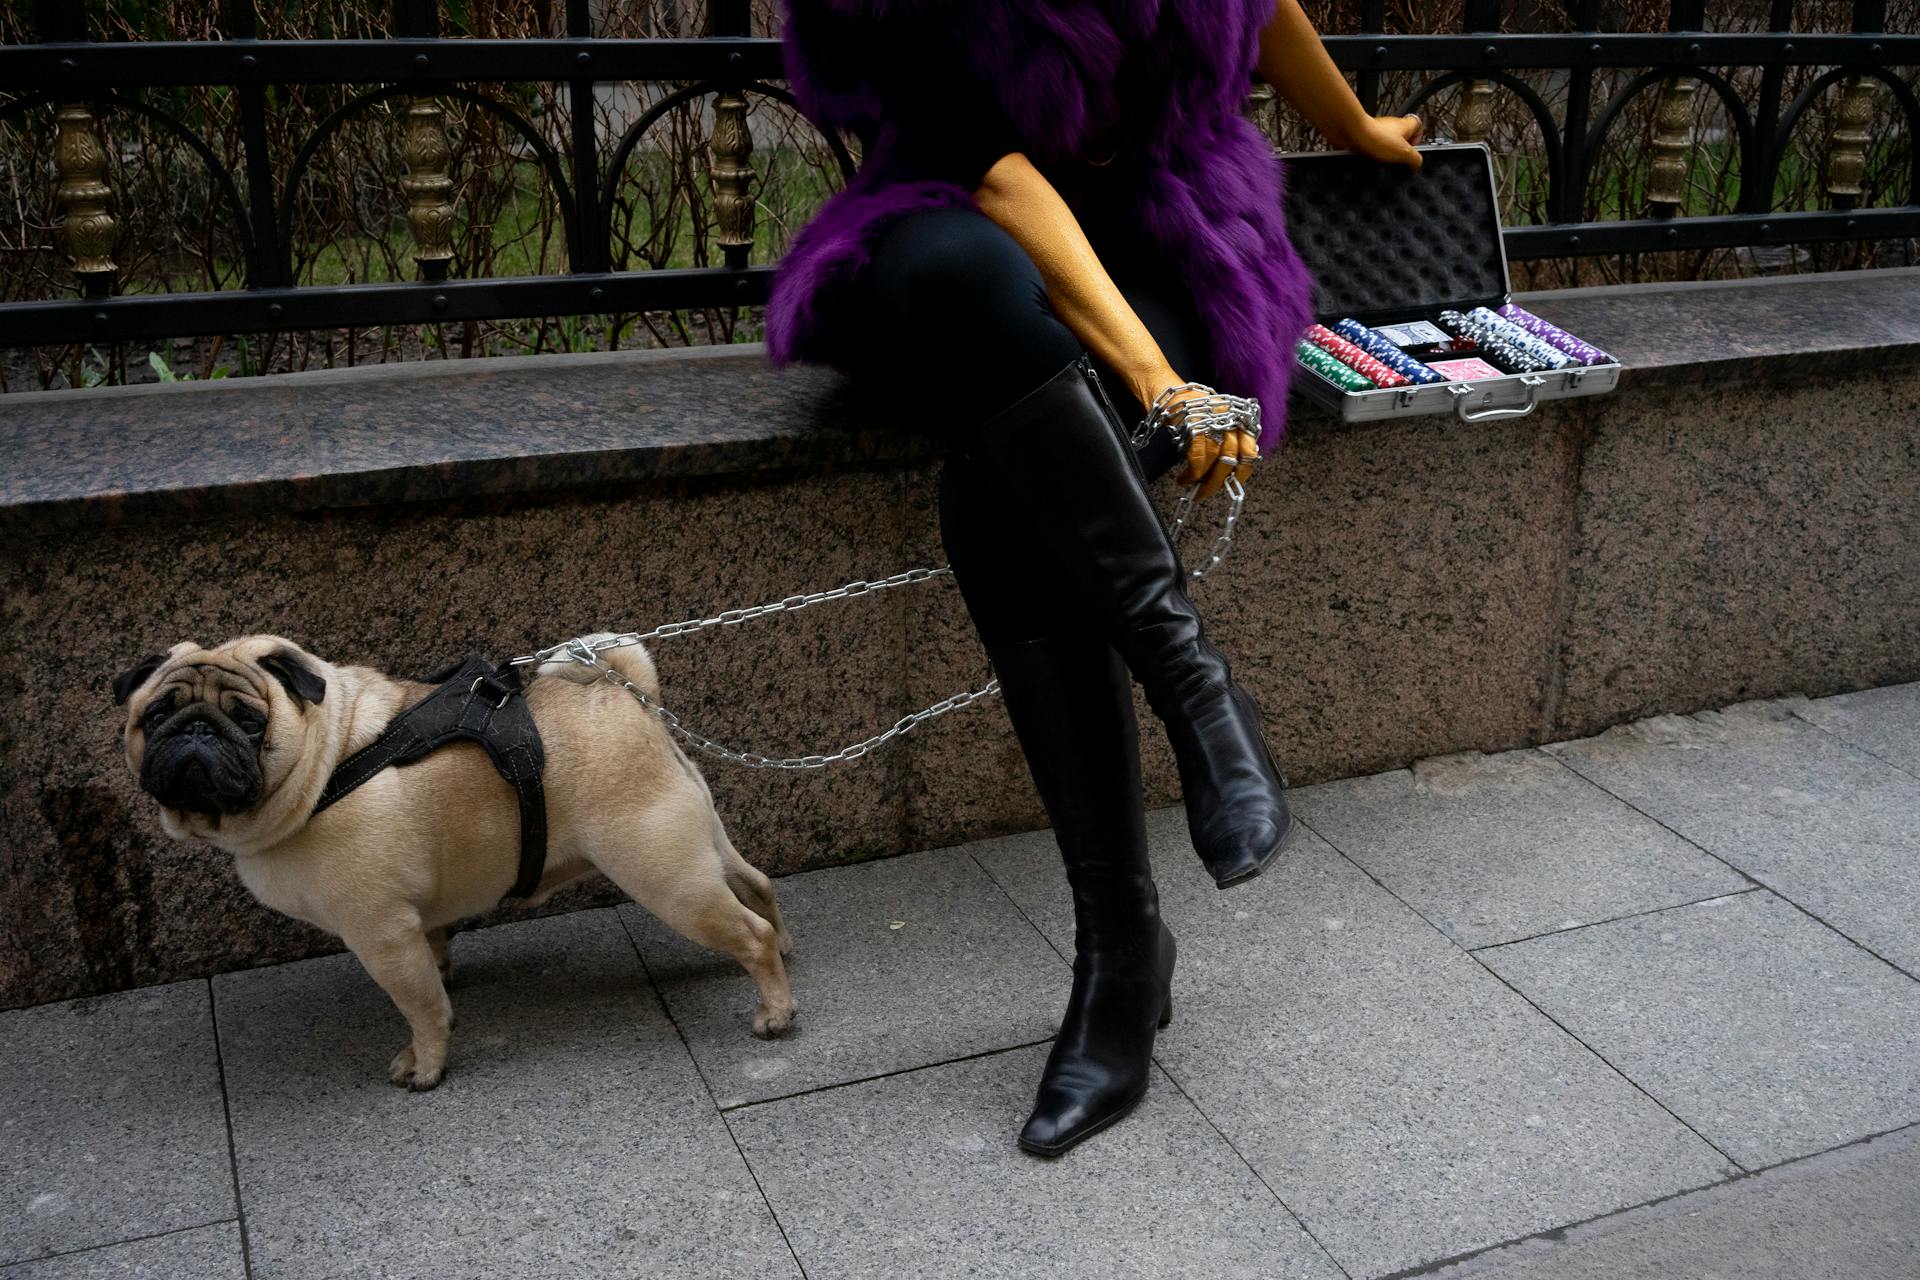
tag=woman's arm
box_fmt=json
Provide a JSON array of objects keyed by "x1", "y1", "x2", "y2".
[
  {"x1": 973, "y1": 153, "x2": 1256, "y2": 499},
  {"x1": 1255, "y1": 0, "x2": 1424, "y2": 166}
]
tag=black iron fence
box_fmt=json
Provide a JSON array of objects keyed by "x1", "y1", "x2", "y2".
[{"x1": 0, "y1": 0, "x2": 1913, "y2": 352}]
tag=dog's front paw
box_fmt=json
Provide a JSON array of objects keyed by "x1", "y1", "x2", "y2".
[
  {"x1": 752, "y1": 999, "x2": 796, "y2": 1039},
  {"x1": 388, "y1": 1044, "x2": 446, "y2": 1091}
]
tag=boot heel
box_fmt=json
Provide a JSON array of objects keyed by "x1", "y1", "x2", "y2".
[{"x1": 1158, "y1": 995, "x2": 1174, "y2": 1028}]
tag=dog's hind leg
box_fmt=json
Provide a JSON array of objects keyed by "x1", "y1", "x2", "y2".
[
  {"x1": 716, "y1": 826, "x2": 791, "y2": 957},
  {"x1": 344, "y1": 917, "x2": 455, "y2": 1090},
  {"x1": 591, "y1": 805, "x2": 796, "y2": 1038}
]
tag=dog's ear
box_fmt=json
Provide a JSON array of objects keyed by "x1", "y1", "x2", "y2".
[
  {"x1": 261, "y1": 648, "x2": 327, "y2": 708},
  {"x1": 112, "y1": 654, "x2": 169, "y2": 706}
]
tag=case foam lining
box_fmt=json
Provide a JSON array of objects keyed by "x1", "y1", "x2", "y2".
[{"x1": 1281, "y1": 145, "x2": 1508, "y2": 325}]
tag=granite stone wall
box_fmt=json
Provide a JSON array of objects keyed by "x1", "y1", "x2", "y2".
[{"x1": 5, "y1": 274, "x2": 1917, "y2": 1008}]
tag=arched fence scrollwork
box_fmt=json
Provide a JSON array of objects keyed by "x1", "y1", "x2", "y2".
[{"x1": 0, "y1": 0, "x2": 1912, "y2": 351}]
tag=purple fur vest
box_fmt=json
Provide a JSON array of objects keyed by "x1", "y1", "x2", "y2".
[{"x1": 764, "y1": 0, "x2": 1316, "y2": 450}]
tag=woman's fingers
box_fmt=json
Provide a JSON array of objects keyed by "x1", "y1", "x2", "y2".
[
  {"x1": 1179, "y1": 434, "x2": 1217, "y2": 487},
  {"x1": 1178, "y1": 429, "x2": 1262, "y2": 500},
  {"x1": 1196, "y1": 428, "x2": 1259, "y2": 501}
]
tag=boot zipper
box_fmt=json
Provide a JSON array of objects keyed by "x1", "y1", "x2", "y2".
[{"x1": 1080, "y1": 353, "x2": 1153, "y2": 483}]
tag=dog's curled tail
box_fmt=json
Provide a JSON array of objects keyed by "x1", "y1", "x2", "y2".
[{"x1": 534, "y1": 633, "x2": 661, "y2": 698}]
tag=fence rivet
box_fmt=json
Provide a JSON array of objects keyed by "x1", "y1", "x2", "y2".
[
  {"x1": 734, "y1": 275, "x2": 750, "y2": 293},
  {"x1": 1782, "y1": 42, "x2": 1795, "y2": 54},
  {"x1": 1846, "y1": 218, "x2": 1858, "y2": 229},
  {"x1": 1759, "y1": 222, "x2": 1771, "y2": 235},
  {"x1": 728, "y1": 49, "x2": 744, "y2": 67},
  {"x1": 1665, "y1": 226, "x2": 1678, "y2": 240},
  {"x1": 267, "y1": 303, "x2": 284, "y2": 320},
  {"x1": 589, "y1": 286, "x2": 606, "y2": 303},
  {"x1": 576, "y1": 51, "x2": 592, "y2": 68},
  {"x1": 1567, "y1": 234, "x2": 1581, "y2": 247},
  {"x1": 1374, "y1": 44, "x2": 1388, "y2": 60},
  {"x1": 1483, "y1": 44, "x2": 1497, "y2": 59},
  {"x1": 413, "y1": 53, "x2": 430, "y2": 71},
  {"x1": 59, "y1": 57, "x2": 78, "y2": 73},
  {"x1": 92, "y1": 311, "x2": 108, "y2": 329},
  {"x1": 1686, "y1": 43, "x2": 1700, "y2": 59},
  {"x1": 240, "y1": 55, "x2": 257, "y2": 72},
  {"x1": 1868, "y1": 43, "x2": 1882, "y2": 58},
  {"x1": 1589, "y1": 43, "x2": 1602, "y2": 58},
  {"x1": 432, "y1": 293, "x2": 449, "y2": 311}
]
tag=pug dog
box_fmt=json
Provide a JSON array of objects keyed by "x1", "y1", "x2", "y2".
[{"x1": 114, "y1": 633, "x2": 794, "y2": 1090}]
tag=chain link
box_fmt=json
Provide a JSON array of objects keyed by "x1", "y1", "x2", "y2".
[
  {"x1": 508, "y1": 479, "x2": 1245, "y2": 768},
  {"x1": 574, "y1": 641, "x2": 1003, "y2": 770}
]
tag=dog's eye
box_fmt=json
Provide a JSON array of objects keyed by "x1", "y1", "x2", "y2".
[
  {"x1": 230, "y1": 704, "x2": 268, "y2": 736},
  {"x1": 141, "y1": 699, "x2": 173, "y2": 731}
]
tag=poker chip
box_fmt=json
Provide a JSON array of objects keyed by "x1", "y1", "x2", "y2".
[
  {"x1": 1467, "y1": 307, "x2": 1576, "y2": 371},
  {"x1": 1437, "y1": 309, "x2": 1551, "y2": 374},
  {"x1": 1304, "y1": 324, "x2": 1410, "y2": 387},
  {"x1": 1496, "y1": 303, "x2": 1616, "y2": 366},
  {"x1": 1330, "y1": 319, "x2": 1447, "y2": 385},
  {"x1": 1295, "y1": 340, "x2": 1375, "y2": 392}
]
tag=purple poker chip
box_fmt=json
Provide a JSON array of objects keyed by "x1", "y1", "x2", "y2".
[
  {"x1": 1331, "y1": 318, "x2": 1447, "y2": 385},
  {"x1": 1497, "y1": 303, "x2": 1616, "y2": 366}
]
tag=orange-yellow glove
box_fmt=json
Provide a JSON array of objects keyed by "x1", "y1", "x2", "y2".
[{"x1": 973, "y1": 155, "x2": 1263, "y2": 501}]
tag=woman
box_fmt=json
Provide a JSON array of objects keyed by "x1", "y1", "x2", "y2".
[{"x1": 766, "y1": 0, "x2": 1423, "y2": 1156}]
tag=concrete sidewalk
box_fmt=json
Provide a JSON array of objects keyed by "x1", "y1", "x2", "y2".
[{"x1": 6, "y1": 685, "x2": 1919, "y2": 1279}]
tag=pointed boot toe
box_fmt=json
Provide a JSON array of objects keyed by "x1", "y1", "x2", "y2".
[
  {"x1": 1200, "y1": 807, "x2": 1291, "y2": 888},
  {"x1": 1018, "y1": 1077, "x2": 1151, "y2": 1157}
]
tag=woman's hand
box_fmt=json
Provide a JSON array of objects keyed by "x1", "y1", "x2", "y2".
[
  {"x1": 1153, "y1": 383, "x2": 1260, "y2": 502},
  {"x1": 1257, "y1": 0, "x2": 1425, "y2": 168},
  {"x1": 1346, "y1": 112, "x2": 1425, "y2": 168}
]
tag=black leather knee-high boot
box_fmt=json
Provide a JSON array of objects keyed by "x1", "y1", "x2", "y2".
[
  {"x1": 937, "y1": 457, "x2": 1174, "y2": 1156},
  {"x1": 950, "y1": 352, "x2": 1293, "y2": 889},
  {"x1": 989, "y1": 631, "x2": 1176, "y2": 1156}
]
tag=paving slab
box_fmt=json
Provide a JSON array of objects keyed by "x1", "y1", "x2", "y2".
[
  {"x1": 0, "y1": 981, "x2": 234, "y2": 1266},
  {"x1": 727, "y1": 1042, "x2": 1342, "y2": 1280},
  {"x1": 973, "y1": 809, "x2": 1733, "y2": 1279},
  {"x1": 213, "y1": 909, "x2": 797, "y2": 1280},
  {"x1": 0, "y1": 1224, "x2": 245, "y2": 1279},
  {"x1": 1549, "y1": 699, "x2": 1920, "y2": 975},
  {"x1": 1481, "y1": 892, "x2": 1920, "y2": 1169},
  {"x1": 622, "y1": 847, "x2": 1064, "y2": 1107},
  {"x1": 1429, "y1": 1124, "x2": 1920, "y2": 1279},
  {"x1": 1795, "y1": 681, "x2": 1920, "y2": 775},
  {"x1": 1291, "y1": 748, "x2": 1746, "y2": 948}
]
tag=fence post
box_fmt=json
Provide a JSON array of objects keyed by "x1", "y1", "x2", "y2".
[
  {"x1": 708, "y1": 0, "x2": 756, "y2": 273},
  {"x1": 1648, "y1": 0, "x2": 1705, "y2": 219},
  {"x1": 565, "y1": 0, "x2": 605, "y2": 274},
  {"x1": 38, "y1": 0, "x2": 118, "y2": 299},
  {"x1": 1456, "y1": 0, "x2": 1499, "y2": 145}
]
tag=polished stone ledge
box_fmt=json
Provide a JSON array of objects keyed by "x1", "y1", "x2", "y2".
[{"x1": 3, "y1": 268, "x2": 1915, "y2": 536}]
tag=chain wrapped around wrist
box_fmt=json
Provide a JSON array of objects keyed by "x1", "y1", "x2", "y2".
[{"x1": 1131, "y1": 381, "x2": 1263, "y2": 463}]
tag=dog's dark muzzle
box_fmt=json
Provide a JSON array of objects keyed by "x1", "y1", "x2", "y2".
[{"x1": 141, "y1": 708, "x2": 263, "y2": 815}]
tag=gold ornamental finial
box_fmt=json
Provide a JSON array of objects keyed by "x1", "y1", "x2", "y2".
[
  {"x1": 1825, "y1": 75, "x2": 1879, "y2": 210},
  {"x1": 710, "y1": 87, "x2": 757, "y2": 268},
  {"x1": 53, "y1": 102, "x2": 118, "y2": 296},
  {"x1": 1455, "y1": 80, "x2": 1494, "y2": 145},
  {"x1": 401, "y1": 98, "x2": 456, "y2": 280},
  {"x1": 1647, "y1": 76, "x2": 1697, "y2": 217}
]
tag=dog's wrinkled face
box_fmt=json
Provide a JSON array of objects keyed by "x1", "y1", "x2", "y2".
[{"x1": 115, "y1": 636, "x2": 329, "y2": 842}]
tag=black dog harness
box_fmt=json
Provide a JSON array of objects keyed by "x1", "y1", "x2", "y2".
[{"x1": 311, "y1": 655, "x2": 548, "y2": 900}]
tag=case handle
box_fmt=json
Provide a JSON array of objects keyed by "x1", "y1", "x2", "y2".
[{"x1": 1453, "y1": 375, "x2": 1546, "y2": 423}]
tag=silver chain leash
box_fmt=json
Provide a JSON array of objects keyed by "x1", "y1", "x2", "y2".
[{"x1": 511, "y1": 443, "x2": 1249, "y2": 768}]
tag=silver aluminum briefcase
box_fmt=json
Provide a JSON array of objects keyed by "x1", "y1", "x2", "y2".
[{"x1": 1281, "y1": 143, "x2": 1624, "y2": 424}]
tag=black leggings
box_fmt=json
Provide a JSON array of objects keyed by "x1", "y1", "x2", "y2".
[{"x1": 838, "y1": 205, "x2": 1217, "y2": 645}]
